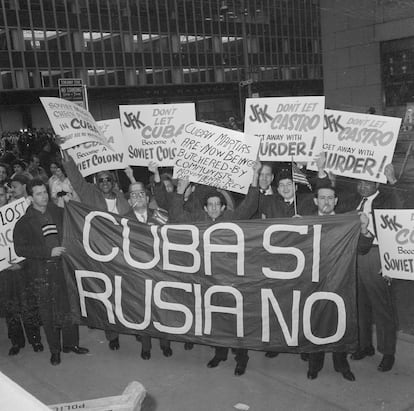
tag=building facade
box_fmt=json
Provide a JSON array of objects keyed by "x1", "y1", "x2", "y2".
[
  {"x1": 320, "y1": 0, "x2": 414, "y2": 118},
  {"x1": 0, "y1": 0, "x2": 323, "y2": 131}
]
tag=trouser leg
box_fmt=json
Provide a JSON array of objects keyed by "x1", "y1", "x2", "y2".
[
  {"x1": 357, "y1": 248, "x2": 397, "y2": 355},
  {"x1": 39, "y1": 303, "x2": 61, "y2": 354},
  {"x1": 308, "y1": 352, "x2": 325, "y2": 374},
  {"x1": 159, "y1": 338, "x2": 170, "y2": 350},
  {"x1": 6, "y1": 312, "x2": 25, "y2": 347},
  {"x1": 105, "y1": 330, "x2": 119, "y2": 341},
  {"x1": 62, "y1": 324, "x2": 79, "y2": 347},
  {"x1": 214, "y1": 347, "x2": 228, "y2": 361},
  {"x1": 234, "y1": 349, "x2": 249, "y2": 367},
  {"x1": 333, "y1": 352, "x2": 350, "y2": 372},
  {"x1": 141, "y1": 335, "x2": 152, "y2": 352}
]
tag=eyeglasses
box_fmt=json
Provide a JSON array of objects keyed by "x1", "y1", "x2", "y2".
[
  {"x1": 129, "y1": 191, "x2": 146, "y2": 198},
  {"x1": 98, "y1": 177, "x2": 112, "y2": 183}
]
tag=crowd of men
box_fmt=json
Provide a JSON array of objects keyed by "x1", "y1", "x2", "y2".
[{"x1": 0, "y1": 127, "x2": 408, "y2": 380}]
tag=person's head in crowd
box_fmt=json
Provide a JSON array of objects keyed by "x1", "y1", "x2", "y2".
[
  {"x1": 27, "y1": 179, "x2": 49, "y2": 210},
  {"x1": 160, "y1": 173, "x2": 175, "y2": 193},
  {"x1": 29, "y1": 154, "x2": 41, "y2": 169},
  {"x1": 41, "y1": 140, "x2": 51, "y2": 152},
  {"x1": 203, "y1": 190, "x2": 227, "y2": 221},
  {"x1": 276, "y1": 169, "x2": 296, "y2": 202},
  {"x1": 0, "y1": 185, "x2": 8, "y2": 207},
  {"x1": 10, "y1": 174, "x2": 29, "y2": 200},
  {"x1": 258, "y1": 163, "x2": 274, "y2": 191},
  {"x1": 128, "y1": 182, "x2": 149, "y2": 212},
  {"x1": 96, "y1": 171, "x2": 115, "y2": 197},
  {"x1": 314, "y1": 185, "x2": 338, "y2": 215},
  {"x1": 50, "y1": 161, "x2": 59, "y2": 176},
  {"x1": 54, "y1": 163, "x2": 66, "y2": 181},
  {"x1": 357, "y1": 179, "x2": 379, "y2": 198},
  {"x1": 12, "y1": 159, "x2": 27, "y2": 175},
  {"x1": 0, "y1": 163, "x2": 9, "y2": 184}
]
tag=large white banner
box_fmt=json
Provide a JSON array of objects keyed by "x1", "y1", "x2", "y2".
[
  {"x1": 244, "y1": 96, "x2": 325, "y2": 162},
  {"x1": 0, "y1": 198, "x2": 29, "y2": 272},
  {"x1": 172, "y1": 121, "x2": 260, "y2": 194},
  {"x1": 312, "y1": 110, "x2": 401, "y2": 183},
  {"x1": 40, "y1": 97, "x2": 109, "y2": 150},
  {"x1": 120, "y1": 103, "x2": 196, "y2": 167},
  {"x1": 66, "y1": 119, "x2": 128, "y2": 177},
  {"x1": 375, "y1": 209, "x2": 414, "y2": 280}
]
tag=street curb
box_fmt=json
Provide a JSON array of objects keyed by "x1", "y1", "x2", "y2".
[{"x1": 398, "y1": 331, "x2": 414, "y2": 344}]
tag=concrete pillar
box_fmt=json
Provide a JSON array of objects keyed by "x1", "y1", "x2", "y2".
[
  {"x1": 212, "y1": 36, "x2": 222, "y2": 53},
  {"x1": 123, "y1": 34, "x2": 133, "y2": 52},
  {"x1": 10, "y1": 29, "x2": 24, "y2": 50},
  {"x1": 171, "y1": 34, "x2": 180, "y2": 53},
  {"x1": 72, "y1": 32, "x2": 83, "y2": 52},
  {"x1": 215, "y1": 68, "x2": 224, "y2": 82},
  {"x1": 138, "y1": 70, "x2": 147, "y2": 85},
  {"x1": 172, "y1": 68, "x2": 183, "y2": 84},
  {"x1": 15, "y1": 70, "x2": 29, "y2": 89},
  {"x1": 125, "y1": 69, "x2": 136, "y2": 86}
]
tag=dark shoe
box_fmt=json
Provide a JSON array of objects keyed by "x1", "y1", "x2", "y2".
[
  {"x1": 207, "y1": 356, "x2": 224, "y2": 368},
  {"x1": 141, "y1": 350, "x2": 151, "y2": 360},
  {"x1": 162, "y1": 347, "x2": 173, "y2": 357},
  {"x1": 307, "y1": 370, "x2": 318, "y2": 380},
  {"x1": 265, "y1": 351, "x2": 279, "y2": 358},
  {"x1": 32, "y1": 342, "x2": 44, "y2": 352},
  {"x1": 8, "y1": 345, "x2": 21, "y2": 356},
  {"x1": 62, "y1": 345, "x2": 89, "y2": 354},
  {"x1": 50, "y1": 353, "x2": 61, "y2": 365},
  {"x1": 234, "y1": 363, "x2": 246, "y2": 376},
  {"x1": 109, "y1": 337, "x2": 120, "y2": 350},
  {"x1": 184, "y1": 342, "x2": 194, "y2": 350},
  {"x1": 341, "y1": 369, "x2": 356, "y2": 381},
  {"x1": 350, "y1": 346, "x2": 375, "y2": 360},
  {"x1": 300, "y1": 353, "x2": 309, "y2": 362},
  {"x1": 377, "y1": 355, "x2": 395, "y2": 372}
]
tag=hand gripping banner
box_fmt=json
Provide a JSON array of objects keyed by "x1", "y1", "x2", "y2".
[{"x1": 63, "y1": 202, "x2": 360, "y2": 353}]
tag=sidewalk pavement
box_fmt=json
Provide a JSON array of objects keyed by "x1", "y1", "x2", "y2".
[{"x1": 1, "y1": 325, "x2": 414, "y2": 411}]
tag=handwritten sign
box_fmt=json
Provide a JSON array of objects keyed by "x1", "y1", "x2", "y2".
[
  {"x1": 120, "y1": 103, "x2": 196, "y2": 167},
  {"x1": 0, "y1": 198, "x2": 29, "y2": 272},
  {"x1": 311, "y1": 109, "x2": 401, "y2": 183},
  {"x1": 375, "y1": 209, "x2": 414, "y2": 280},
  {"x1": 66, "y1": 119, "x2": 128, "y2": 177},
  {"x1": 244, "y1": 96, "x2": 325, "y2": 162},
  {"x1": 39, "y1": 97, "x2": 109, "y2": 150},
  {"x1": 173, "y1": 121, "x2": 260, "y2": 194}
]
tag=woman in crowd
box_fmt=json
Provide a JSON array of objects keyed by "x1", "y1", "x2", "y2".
[{"x1": 50, "y1": 163, "x2": 80, "y2": 208}]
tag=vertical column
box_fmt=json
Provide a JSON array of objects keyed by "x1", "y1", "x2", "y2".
[
  {"x1": 72, "y1": 32, "x2": 83, "y2": 52},
  {"x1": 10, "y1": 29, "x2": 24, "y2": 50},
  {"x1": 15, "y1": 70, "x2": 29, "y2": 88}
]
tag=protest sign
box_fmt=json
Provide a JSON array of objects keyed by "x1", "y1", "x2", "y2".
[
  {"x1": 375, "y1": 209, "x2": 414, "y2": 280},
  {"x1": 0, "y1": 198, "x2": 29, "y2": 271},
  {"x1": 310, "y1": 109, "x2": 401, "y2": 183},
  {"x1": 63, "y1": 201, "x2": 360, "y2": 353},
  {"x1": 244, "y1": 96, "x2": 325, "y2": 162},
  {"x1": 120, "y1": 103, "x2": 196, "y2": 167},
  {"x1": 172, "y1": 121, "x2": 260, "y2": 194},
  {"x1": 40, "y1": 97, "x2": 109, "y2": 150},
  {"x1": 66, "y1": 119, "x2": 128, "y2": 177}
]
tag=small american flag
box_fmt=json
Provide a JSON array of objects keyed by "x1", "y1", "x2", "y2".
[{"x1": 292, "y1": 163, "x2": 312, "y2": 190}]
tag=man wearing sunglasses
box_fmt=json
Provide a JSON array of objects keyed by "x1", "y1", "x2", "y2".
[
  {"x1": 123, "y1": 182, "x2": 171, "y2": 360},
  {"x1": 62, "y1": 151, "x2": 131, "y2": 351}
]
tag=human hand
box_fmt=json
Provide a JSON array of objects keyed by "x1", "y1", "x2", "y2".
[
  {"x1": 384, "y1": 164, "x2": 397, "y2": 185},
  {"x1": 51, "y1": 247, "x2": 66, "y2": 257},
  {"x1": 177, "y1": 177, "x2": 191, "y2": 195}
]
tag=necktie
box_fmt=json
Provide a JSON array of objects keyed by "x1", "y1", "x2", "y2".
[
  {"x1": 260, "y1": 189, "x2": 266, "y2": 195},
  {"x1": 358, "y1": 197, "x2": 367, "y2": 212}
]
